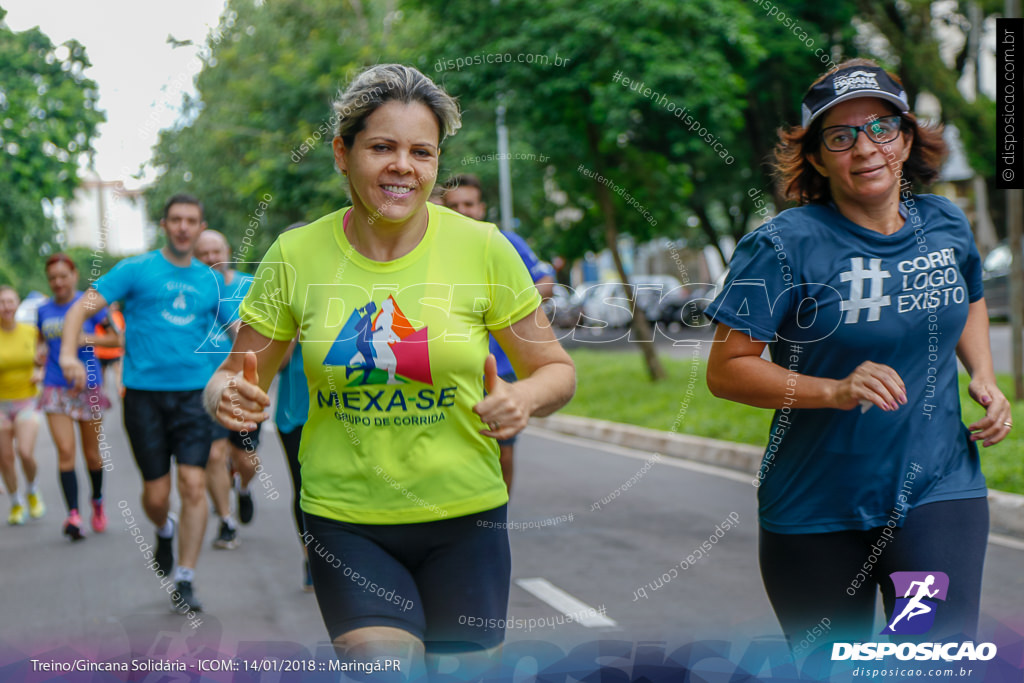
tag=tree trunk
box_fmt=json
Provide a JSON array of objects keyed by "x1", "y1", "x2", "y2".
[
  {"x1": 693, "y1": 202, "x2": 729, "y2": 265},
  {"x1": 585, "y1": 124, "x2": 667, "y2": 382}
]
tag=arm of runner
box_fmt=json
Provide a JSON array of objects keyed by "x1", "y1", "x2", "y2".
[
  {"x1": 279, "y1": 335, "x2": 299, "y2": 369},
  {"x1": 706, "y1": 322, "x2": 907, "y2": 412},
  {"x1": 31, "y1": 335, "x2": 45, "y2": 384},
  {"x1": 35, "y1": 329, "x2": 47, "y2": 366},
  {"x1": 80, "y1": 315, "x2": 121, "y2": 348},
  {"x1": 204, "y1": 322, "x2": 290, "y2": 431},
  {"x1": 58, "y1": 288, "x2": 109, "y2": 391},
  {"x1": 956, "y1": 298, "x2": 1012, "y2": 447},
  {"x1": 475, "y1": 307, "x2": 575, "y2": 440},
  {"x1": 535, "y1": 275, "x2": 555, "y2": 300}
]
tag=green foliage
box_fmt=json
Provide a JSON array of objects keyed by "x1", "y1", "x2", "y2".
[
  {"x1": 62, "y1": 245, "x2": 127, "y2": 283},
  {"x1": 416, "y1": 0, "x2": 766, "y2": 261},
  {"x1": 146, "y1": 0, "x2": 1005, "y2": 262},
  {"x1": 148, "y1": 0, "x2": 433, "y2": 265},
  {"x1": 565, "y1": 349, "x2": 1024, "y2": 494},
  {"x1": 853, "y1": 0, "x2": 1000, "y2": 226},
  {"x1": 0, "y1": 7, "x2": 104, "y2": 292}
]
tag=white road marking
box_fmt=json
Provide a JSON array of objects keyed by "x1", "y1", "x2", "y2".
[
  {"x1": 526, "y1": 427, "x2": 1024, "y2": 553},
  {"x1": 515, "y1": 577, "x2": 618, "y2": 627}
]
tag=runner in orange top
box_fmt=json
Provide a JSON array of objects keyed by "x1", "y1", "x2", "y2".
[{"x1": 93, "y1": 303, "x2": 125, "y2": 398}]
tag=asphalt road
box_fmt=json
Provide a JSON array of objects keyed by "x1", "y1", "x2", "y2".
[{"x1": 2, "y1": 392, "x2": 1023, "y2": 679}]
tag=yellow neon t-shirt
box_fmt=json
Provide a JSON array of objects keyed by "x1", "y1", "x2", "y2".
[
  {"x1": 0, "y1": 323, "x2": 38, "y2": 401},
  {"x1": 240, "y1": 203, "x2": 541, "y2": 524}
]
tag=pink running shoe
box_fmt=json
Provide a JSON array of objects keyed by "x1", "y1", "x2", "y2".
[
  {"x1": 91, "y1": 499, "x2": 107, "y2": 533},
  {"x1": 64, "y1": 510, "x2": 85, "y2": 541}
]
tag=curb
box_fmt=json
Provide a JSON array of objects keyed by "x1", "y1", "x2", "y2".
[{"x1": 531, "y1": 414, "x2": 1024, "y2": 539}]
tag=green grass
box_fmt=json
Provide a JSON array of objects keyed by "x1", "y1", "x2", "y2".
[{"x1": 563, "y1": 349, "x2": 1024, "y2": 495}]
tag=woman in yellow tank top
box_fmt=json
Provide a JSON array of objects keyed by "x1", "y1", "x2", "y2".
[{"x1": 0, "y1": 285, "x2": 45, "y2": 525}]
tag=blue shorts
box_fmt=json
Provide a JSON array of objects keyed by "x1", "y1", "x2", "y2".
[{"x1": 303, "y1": 505, "x2": 510, "y2": 653}]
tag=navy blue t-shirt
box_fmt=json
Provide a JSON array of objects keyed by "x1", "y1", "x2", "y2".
[{"x1": 706, "y1": 194, "x2": 987, "y2": 534}]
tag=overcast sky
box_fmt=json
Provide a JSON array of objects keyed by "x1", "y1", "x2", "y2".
[{"x1": 3, "y1": 0, "x2": 227, "y2": 188}]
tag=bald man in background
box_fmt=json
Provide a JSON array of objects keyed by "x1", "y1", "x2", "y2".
[{"x1": 195, "y1": 230, "x2": 261, "y2": 549}]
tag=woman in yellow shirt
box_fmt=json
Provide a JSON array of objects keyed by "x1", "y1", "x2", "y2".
[
  {"x1": 203, "y1": 64, "x2": 575, "y2": 677},
  {"x1": 0, "y1": 286, "x2": 45, "y2": 525}
]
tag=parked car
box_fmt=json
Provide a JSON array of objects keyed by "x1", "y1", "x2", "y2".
[
  {"x1": 540, "y1": 283, "x2": 583, "y2": 328},
  {"x1": 574, "y1": 275, "x2": 703, "y2": 329},
  {"x1": 15, "y1": 291, "x2": 47, "y2": 325},
  {"x1": 658, "y1": 285, "x2": 713, "y2": 329},
  {"x1": 982, "y1": 242, "x2": 1021, "y2": 319}
]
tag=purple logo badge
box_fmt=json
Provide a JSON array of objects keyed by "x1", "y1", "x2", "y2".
[{"x1": 881, "y1": 571, "x2": 949, "y2": 635}]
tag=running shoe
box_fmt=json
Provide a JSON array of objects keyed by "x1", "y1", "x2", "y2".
[
  {"x1": 237, "y1": 489, "x2": 254, "y2": 525},
  {"x1": 8, "y1": 504, "x2": 26, "y2": 526},
  {"x1": 63, "y1": 510, "x2": 85, "y2": 541},
  {"x1": 212, "y1": 520, "x2": 239, "y2": 550},
  {"x1": 173, "y1": 580, "x2": 203, "y2": 613},
  {"x1": 91, "y1": 499, "x2": 107, "y2": 533},
  {"x1": 27, "y1": 492, "x2": 45, "y2": 519},
  {"x1": 303, "y1": 560, "x2": 314, "y2": 593},
  {"x1": 155, "y1": 516, "x2": 176, "y2": 575}
]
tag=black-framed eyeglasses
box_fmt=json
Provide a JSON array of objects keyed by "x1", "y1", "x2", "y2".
[{"x1": 820, "y1": 115, "x2": 903, "y2": 152}]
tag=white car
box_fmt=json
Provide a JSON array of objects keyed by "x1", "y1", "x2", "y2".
[
  {"x1": 575, "y1": 275, "x2": 689, "y2": 328},
  {"x1": 15, "y1": 292, "x2": 47, "y2": 326}
]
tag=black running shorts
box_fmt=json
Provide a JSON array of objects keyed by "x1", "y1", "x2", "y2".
[
  {"x1": 123, "y1": 389, "x2": 213, "y2": 481},
  {"x1": 303, "y1": 504, "x2": 511, "y2": 653}
]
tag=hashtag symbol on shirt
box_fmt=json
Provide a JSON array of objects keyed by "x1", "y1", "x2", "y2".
[
  {"x1": 911, "y1": 462, "x2": 923, "y2": 473},
  {"x1": 791, "y1": 344, "x2": 803, "y2": 355},
  {"x1": 839, "y1": 257, "x2": 892, "y2": 323},
  {"x1": 612, "y1": 70, "x2": 622, "y2": 83}
]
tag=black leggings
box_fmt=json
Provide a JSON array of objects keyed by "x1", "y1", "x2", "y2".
[
  {"x1": 277, "y1": 426, "x2": 304, "y2": 538},
  {"x1": 759, "y1": 497, "x2": 988, "y2": 646}
]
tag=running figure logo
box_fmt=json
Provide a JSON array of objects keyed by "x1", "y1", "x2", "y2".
[
  {"x1": 839, "y1": 256, "x2": 891, "y2": 323},
  {"x1": 881, "y1": 571, "x2": 949, "y2": 635},
  {"x1": 323, "y1": 295, "x2": 432, "y2": 387}
]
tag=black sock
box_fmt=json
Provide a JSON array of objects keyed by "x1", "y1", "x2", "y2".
[
  {"x1": 60, "y1": 470, "x2": 78, "y2": 513},
  {"x1": 88, "y1": 468, "x2": 103, "y2": 501}
]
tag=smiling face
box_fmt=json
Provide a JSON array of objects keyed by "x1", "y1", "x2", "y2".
[
  {"x1": 0, "y1": 288, "x2": 19, "y2": 324},
  {"x1": 808, "y1": 98, "x2": 912, "y2": 209},
  {"x1": 332, "y1": 100, "x2": 440, "y2": 226},
  {"x1": 46, "y1": 261, "x2": 78, "y2": 304},
  {"x1": 161, "y1": 201, "x2": 207, "y2": 260}
]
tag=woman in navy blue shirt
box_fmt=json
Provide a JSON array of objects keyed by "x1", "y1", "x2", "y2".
[{"x1": 706, "y1": 59, "x2": 1012, "y2": 646}]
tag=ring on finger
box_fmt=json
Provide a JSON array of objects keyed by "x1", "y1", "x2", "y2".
[{"x1": 1005, "y1": 422, "x2": 1014, "y2": 429}]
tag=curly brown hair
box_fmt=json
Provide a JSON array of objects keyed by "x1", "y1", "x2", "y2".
[{"x1": 772, "y1": 59, "x2": 948, "y2": 206}]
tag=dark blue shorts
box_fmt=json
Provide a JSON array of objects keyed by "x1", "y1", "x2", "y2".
[
  {"x1": 303, "y1": 505, "x2": 510, "y2": 653},
  {"x1": 759, "y1": 496, "x2": 989, "y2": 645}
]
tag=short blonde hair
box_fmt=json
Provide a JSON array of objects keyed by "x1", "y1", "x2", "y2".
[{"x1": 332, "y1": 64, "x2": 461, "y2": 147}]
